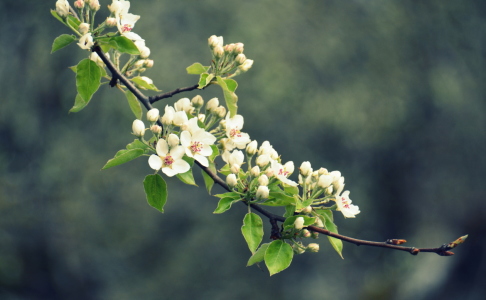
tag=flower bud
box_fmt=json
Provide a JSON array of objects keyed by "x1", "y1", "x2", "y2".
[
  {"x1": 224, "y1": 43, "x2": 235, "y2": 53},
  {"x1": 301, "y1": 229, "x2": 311, "y2": 238},
  {"x1": 173, "y1": 111, "x2": 188, "y2": 127},
  {"x1": 213, "y1": 106, "x2": 226, "y2": 118},
  {"x1": 89, "y1": 52, "x2": 106, "y2": 67},
  {"x1": 235, "y1": 54, "x2": 246, "y2": 65},
  {"x1": 311, "y1": 231, "x2": 319, "y2": 239},
  {"x1": 246, "y1": 140, "x2": 258, "y2": 156},
  {"x1": 226, "y1": 174, "x2": 237, "y2": 188},
  {"x1": 78, "y1": 23, "x2": 90, "y2": 34},
  {"x1": 206, "y1": 97, "x2": 219, "y2": 112},
  {"x1": 73, "y1": 0, "x2": 84, "y2": 9},
  {"x1": 191, "y1": 95, "x2": 204, "y2": 108},
  {"x1": 106, "y1": 17, "x2": 117, "y2": 27},
  {"x1": 302, "y1": 206, "x2": 312, "y2": 214},
  {"x1": 238, "y1": 59, "x2": 254, "y2": 72},
  {"x1": 167, "y1": 134, "x2": 180, "y2": 148},
  {"x1": 208, "y1": 35, "x2": 223, "y2": 49},
  {"x1": 77, "y1": 33, "x2": 94, "y2": 50},
  {"x1": 315, "y1": 218, "x2": 324, "y2": 228},
  {"x1": 294, "y1": 217, "x2": 304, "y2": 230},
  {"x1": 234, "y1": 43, "x2": 244, "y2": 54},
  {"x1": 299, "y1": 161, "x2": 312, "y2": 177},
  {"x1": 230, "y1": 164, "x2": 240, "y2": 174},
  {"x1": 174, "y1": 98, "x2": 192, "y2": 113},
  {"x1": 256, "y1": 185, "x2": 269, "y2": 200},
  {"x1": 258, "y1": 175, "x2": 269, "y2": 186},
  {"x1": 132, "y1": 119, "x2": 145, "y2": 137},
  {"x1": 161, "y1": 105, "x2": 175, "y2": 125},
  {"x1": 318, "y1": 168, "x2": 329, "y2": 175},
  {"x1": 198, "y1": 114, "x2": 206, "y2": 123},
  {"x1": 150, "y1": 125, "x2": 162, "y2": 135},
  {"x1": 256, "y1": 154, "x2": 270, "y2": 168},
  {"x1": 270, "y1": 149, "x2": 279, "y2": 160},
  {"x1": 317, "y1": 175, "x2": 333, "y2": 189},
  {"x1": 265, "y1": 168, "x2": 275, "y2": 178},
  {"x1": 325, "y1": 185, "x2": 333, "y2": 195},
  {"x1": 213, "y1": 45, "x2": 224, "y2": 59},
  {"x1": 89, "y1": 0, "x2": 100, "y2": 11},
  {"x1": 250, "y1": 166, "x2": 260, "y2": 177},
  {"x1": 138, "y1": 45, "x2": 151, "y2": 58},
  {"x1": 144, "y1": 59, "x2": 154, "y2": 68},
  {"x1": 146, "y1": 108, "x2": 159, "y2": 122},
  {"x1": 293, "y1": 243, "x2": 306, "y2": 254},
  {"x1": 307, "y1": 243, "x2": 320, "y2": 253}
]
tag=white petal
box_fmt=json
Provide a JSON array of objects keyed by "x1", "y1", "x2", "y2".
[
  {"x1": 156, "y1": 139, "x2": 169, "y2": 156},
  {"x1": 172, "y1": 159, "x2": 190, "y2": 174},
  {"x1": 180, "y1": 131, "x2": 191, "y2": 147},
  {"x1": 195, "y1": 155, "x2": 209, "y2": 167},
  {"x1": 199, "y1": 144, "x2": 213, "y2": 156},
  {"x1": 148, "y1": 155, "x2": 162, "y2": 170}
]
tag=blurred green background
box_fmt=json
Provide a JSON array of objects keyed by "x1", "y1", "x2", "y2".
[{"x1": 1, "y1": 0, "x2": 485, "y2": 299}]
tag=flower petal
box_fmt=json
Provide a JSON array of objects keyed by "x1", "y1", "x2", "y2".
[{"x1": 148, "y1": 155, "x2": 162, "y2": 170}]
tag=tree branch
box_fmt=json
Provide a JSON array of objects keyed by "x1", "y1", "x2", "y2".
[{"x1": 92, "y1": 47, "x2": 466, "y2": 256}]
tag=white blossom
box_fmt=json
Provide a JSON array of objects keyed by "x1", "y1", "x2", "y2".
[
  {"x1": 335, "y1": 191, "x2": 360, "y2": 218},
  {"x1": 148, "y1": 139, "x2": 190, "y2": 177},
  {"x1": 180, "y1": 129, "x2": 216, "y2": 167},
  {"x1": 77, "y1": 33, "x2": 94, "y2": 50}
]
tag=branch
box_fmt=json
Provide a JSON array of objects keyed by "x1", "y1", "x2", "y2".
[{"x1": 92, "y1": 48, "x2": 466, "y2": 256}]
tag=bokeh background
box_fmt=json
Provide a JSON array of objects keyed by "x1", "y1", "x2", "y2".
[{"x1": 1, "y1": 0, "x2": 485, "y2": 299}]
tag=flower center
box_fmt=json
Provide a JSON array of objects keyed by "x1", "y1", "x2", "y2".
[
  {"x1": 230, "y1": 128, "x2": 242, "y2": 138},
  {"x1": 341, "y1": 197, "x2": 350, "y2": 209},
  {"x1": 278, "y1": 168, "x2": 289, "y2": 177},
  {"x1": 190, "y1": 141, "x2": 203, "y2": 153},
  {"x1": 121, "y1": 24, "x2": 132, "y2": 33},
  {"x1": 163, "y1": 155, "x2": 174, "y2": 167}
]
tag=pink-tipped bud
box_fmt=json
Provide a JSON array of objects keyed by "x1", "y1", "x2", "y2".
[
  {"x1": 307, "y1": 243, "x2": 320, "y2": 253},
  {"x1": 74, "y1": 0, "x2": 85, "y2": 9},
  {"x1": 106, "y1": 17, "x2": 117, "y2": 27},
  {"x1": 89, "y1": 0, "x2": 100, "y2": 11},
  {"x1": 234, "y1": 43, "x2": 244, "y2": 54}
]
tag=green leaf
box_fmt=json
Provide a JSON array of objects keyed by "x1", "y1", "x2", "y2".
[
  {"x1": 125, "y1": 90, "x2": 142, "y2": 120},
  {"x1": 76, "y1": 58, "x2": 102, "y2": 104},
  {"x1": 198, "y1": 73, "x2": 215, "y2": 89},
  {"x1": 283, "y1": 205, "x2": 295, "y2": 218},
  {"x1": 143, "y1": 174, "x2": 168, "y2": 213},
  {"x1": 264, "y1": 240, "x2": 293, "y2": 276},
  {"x1": 66, "y1": 15, "x2": 81, "y2": 28},
  {"x1": 102, "y1": 149, "x2": 144, "y2": 170},
  {"x1": 208, "y1": 145, "x2": 219, "y2": 162},
  {"x1": 125, "y1": 139, "x2": 150, "y2": 151},
  {"x1": 176, "y1": 157, "x2": 197, "y2": 186},
  {"x1": 109, "y1": 36, "x2": 140, "y2": 55},
  {"x1": 247, "y1": 243, "x2": 270, "y2": 266},
  {"x1": 214, "y1": 192, "x2": 241, "y2": 199},
  {"x1": 50, "y1": 9, "x2": 64, "y2": 23},
  {"x1": 202, "y1": 162, "x2": 216, "y2": 194},
  {"x1": 284, "y1": 185, "x2": 299, "y2": 196},
  {"x1": 241, "y1": 213, "x2": 264, "y2": 254},
  {"x1": 216, "y1": 76, "x2": 238, "y2": 117},
  {"x1": 51, "y1": 34, "x2": 77, "y2": 53},
  {"x1": 186, "y1": 62, "x2": 210, "y2": 75},
  {"x1": 213, "y1": 197, "x2": 241, "y2": 214},
  {"x1": 131, "y1": 76, "x2": 161, "y2": 91},
  {"x1": 69, "y1": 93, "x2": 89, "y2": 113},
  {"x1": 316, "y1": 209, "x2": 344, "y2": 259},
  {"x1": 260, "y1": 192, "x2": 296, "y2": 206}
]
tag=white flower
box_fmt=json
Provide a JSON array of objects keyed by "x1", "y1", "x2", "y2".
[
  {"x1": 180, "y1": 129, "x2": 216, "y2": 167},
  {"x1": 299, "y1": 161, "x2": 312, "y2": 177},
  {"x1": 108, "y1": 0, "x2": 129, "y2": 14},
  {"x1": 146, "y1": 108, "x2": 159, "y2": 122},
  {"x1": 148, "y1": 139, "x2": 190, "y2": 177},
  {"x1": 77, "y1": 33, "x2": 94, "y2": 50},
  {"x1": 307, "y1": 243, "x2": 320, "y2": 253},
  {"x1": 335, "y1": 191, "x2": 360, "y2": 218},
  {"x1": 294, "y1": 217, "x2": 304, "y2": 230},
  {"x1": 161, "y1": 105, "x2": 175, "y2": 125},
  {"x1": 270, "y1": 160, "x2": 298, "y2": 187},
  {"x1": 132, "y1": 119, "x2": 145, "y2": 137},
  {"x1": 256, "y1": 185, "x2": 269, "y2": 200},
  {"x1": 256, "y1": 154, "x2": 271, "y2": 168},
  {"x1": 56, "y1": 0, "x2": 70, "y2": 18},
  {"x1": 226, "y1": 174, "x2": 237, "y2": 188},
  {"x1": 224, "y1": 113, "x2": 251, "y2": 150},
  {"x1": 238, "y1": 59, "x2": 254, "y2": 72}
]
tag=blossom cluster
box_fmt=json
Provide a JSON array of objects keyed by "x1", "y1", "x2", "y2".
[
  {"x1": 55, "y1": 0, "x2": 153, "y2": 78},
  {"x1": 207, "y1": 35, "x2": 254, "y2": 77},
  {"x1": 133, "y1": 94, "x2": 360, "y2": 236}
]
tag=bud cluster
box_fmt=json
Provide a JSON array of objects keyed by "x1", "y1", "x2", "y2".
[{"x1": 207, "y1": 35, "x2": 254, "y2": 78}]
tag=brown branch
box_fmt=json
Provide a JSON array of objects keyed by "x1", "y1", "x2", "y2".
[{"x1": 92, "y1": 47, "x2": 466, "y2": 257}]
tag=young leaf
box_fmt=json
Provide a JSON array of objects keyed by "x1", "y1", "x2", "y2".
[
  {"x1": 76, "y1": 58, "x2": 102, "y2": 103},
  {"x1": 241, "y1": 213, "x2": 264, "y2": 254},
  {"x1": 264, "y1": 240, "x2": 294, "y2": 276},
  {"x1": 213, "y1": 197, "x2": 241, "y2": 214},
  {"x1": 247, "y1": 243, "x2": 270, "y2": 266},
  {"x1": 109, "y1": 36, "x2": 140, "y2": 55},
  {"x1": 125, "y1": 90, "x2": 142, "y2": 120},
  {"x1": 316, "y1": 209, "x2": 344, "y2": 259},
  {"x1": 143, "y1": 174, "x2": 168, "y2": 213},
  {"x1": 260, "y1": 192, "x2": 296, "y2": 206},
  {"x1": 69, "y1": 93, "x2": 89, "y2": 113},
  {"x1": 201, "y1": 162, "x2": 216, "y2": 194},
  {"x1": 102, "y1": 149, "x2": 145, "y2": 170},
  {"x1": 214, "y1": 192, "x2": 241, "y2": 199},
  {"x1": 216, "y1": 76, "x2": 238, "y2": 117},
  {"x1": 50, "y1": 9, "x2": 64, "y2": 23},
  {"x1": 51, "y1": 34, "x2": 77, "y2": 53},
  {"x1": 131, "y1": 76, "x2": 161, "y2": 91},
  {"x1": 186, "y1": 63, "x2": 210, "y2": 75},
  {"x1": 198, "y1": 73, "x2": 215, "y2": 89}
]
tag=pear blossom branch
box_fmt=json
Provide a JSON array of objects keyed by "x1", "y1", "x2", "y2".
[
  {"x1": 149, "y1": 85, "x2": 201, "y2": 104},
  {"x1": 91, "y1": 45, "x2": 466, "y2": 257}
]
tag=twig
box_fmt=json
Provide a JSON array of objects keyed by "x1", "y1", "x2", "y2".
[{"x1": 92, "y1": 47, "x2": 466, "y2": 256}]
